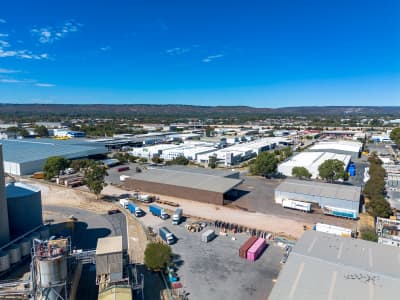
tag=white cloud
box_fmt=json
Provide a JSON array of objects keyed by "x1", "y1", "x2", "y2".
[
  {"x1": 0, "y1": 40, "x2": 10, "y2": 47},
  {"x1": 35, "y1": 83, "x2": 55, "y2": 87},
  {"x1": 0, "y1": 78, "x2": 23, "y2": 83},
  {"x1": 31, "y1": 20, "x2": 82, "y2": 44},
  {"x1": 0, "y1": 33, "x2": 8, "y2": 37},
  {"x1": 166, "y1": 47, "x2": 190, "y2": 55},
  {"x1": 202, "y1": 54, "x2": 224, "y2": 63},
  {"x1": 100, "y1": 46, "x2": 111, "y2": 51},
  {"x1": 0, "y1": 19, "x2": 6, "y2": 24},
  {"x1": 0, "y1": 48, "x2": 49, "y2": 60},
  {"x1": 0, "y1": 68, "x2": 20, "y2": 74}
]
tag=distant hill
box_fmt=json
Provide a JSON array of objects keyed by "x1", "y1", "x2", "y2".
[{"x1": 0, "y1": 104, "x2": 400, "y2": 118}]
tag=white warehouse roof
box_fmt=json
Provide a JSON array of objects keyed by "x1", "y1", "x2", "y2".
[
  {"x1": 309, "y1": 140, "x2": 362, "y2": 153},
  {"x1": 278, "y1": 151, "x2": 351, "y2": 179}
]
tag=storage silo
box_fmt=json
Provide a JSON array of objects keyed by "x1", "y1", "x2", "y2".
[
  {"x1": 6, "y1": 181, "x2": 42, "y2": 239},
  {"x1": 8, "y1": 244, "x2": 21, "y2": 264},
  {"x1": 0, "y1": 144, "x2": 10, "y2": 246},
  {"x1": 20, "y1": 238, "x2": 31, "y2": 257},
  {"x1": 39, "y1": 226, "x2": 50, "y2": 240},
  {"x1": 0, "y1": 251, "x2": 10, "y2": 273},
  {"x1": 38, "y1": 256, "x2": 68, "y2": 288}
]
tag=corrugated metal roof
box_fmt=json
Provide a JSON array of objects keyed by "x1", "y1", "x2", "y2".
[
  {"x1": 98, "y1": 286, "x2": 132, "y2": 300},
  {"x1": 96, "y1": 236, "x2": 123, "y2": 255},
  {"x1": 129, "y1": 168, "x2": 243, "y2": 193},
  {"x1": 155, "y1": 165, "x2": 240, "y2": 178},
  {"x1": 269, "y1": 231, "x2": 400, "y2": 300},
  {"x1": 276, "y1": 179, "x2": 360, "y2": 202},
  {"x1": 1, "y1": 138, "x2": 107, "y2": 163}
]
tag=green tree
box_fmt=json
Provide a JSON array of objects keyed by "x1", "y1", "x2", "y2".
[
  {"x1": 165, "y1": 156, "x2": 189, "y2": 166},
  {"x1": 144, "y1": 242, "x2": 172, "y2": 271},
  {"x1": 205, "y1": 126, "x2": 214, "y2": 137},
  {"x1": 366, "y1": 195, "x2": 392, "y2": 218},
  {"x1": 318, "y1": 159, "x2": 345, "y2": 182},
  {"x1": 249, "y1": 152, "x2": 278, "y2": 176},
  {"x1": 208, "y1": 156, "x2": 217, "y2": 169},
  {"x1": 292, "y1": 166, "x2": 312, "y2": 179},
  {"x1": 70, "y1": 159, "x2": 93, "y2": 171},
  {"x1": 43, "y1": 156, "x2": 70, "y2": 180},
  {"x1": 152, "y1": 156, "x2": 164, "y2": 164},
  {"x1": 360, "y1": 228, "x2": 378, "y2": 242},
  {"x1": 84, "y1": 162, "x2": 108, "y2": 199},
  {"x1": 34, "y1": 125, "x2": 49, "y2": 137},
  {"x1": 390, "y1": 127, "x2": 400, "y2": 145},
  {"x1": 138, "y1": 157, "x2": 148, "y2": 163}
]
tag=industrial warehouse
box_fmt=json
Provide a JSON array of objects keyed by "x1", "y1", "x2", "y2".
[
  {"x1": 269, "y1": 230, "x2": 400, "y2": 300},
  {"x1": 122, "y1": 168, "x2": 243, "y2": 205},
  {"x1": 275, "y1": 179, "x2": 361, "y2": 218},
  {"x1": 277, "y1": 151, "x2": 352, "y2": 179},
  {"x1": 1, "y1": 139, "x2": 107, "y2": 176}
]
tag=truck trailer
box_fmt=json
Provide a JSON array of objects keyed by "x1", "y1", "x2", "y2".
[
  {"x1": 159, "y1": 227, "x2": 175, "y2": 244},
  {"x1": 313, "y1": 223, "x2": 353, "y2": 237},
  {"x1": 282, "y1": 199, "x2": 311, "y2": 213},
  {"x1": 119, "y1": 198, "x2": 129, "y2": 208},
  {"x1": 322, "y1": 206, "x2": 358, "y2": 219},
  {"x1": 172, "y1": 208, "x2": 183, "y2": 225},
  {"x1": 149, "y1": 204, "x2": 169, "y2": 220},
  {"x1": 127, "y1": 202, "x2": 144, "y2": 217}
]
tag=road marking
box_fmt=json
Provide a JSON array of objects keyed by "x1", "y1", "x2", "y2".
[
  {"x1": 337, "y1": 242, "x2": 343, "y2": 259},
  {"x1": 289, "y1": 262, "x2": 304, "y2": 300},
  {"x1": 328, "y1": 271, "x2": 337, "y2": 300},
  {"x1": 369, "y1": 248, "x2": 373, "y2": 268},
  {"x1": 369, "y1": 280, "x2": 374, "y2": 300},
  {"x1": 307, "y1": 237, "x2": 317, "y2": 253}
]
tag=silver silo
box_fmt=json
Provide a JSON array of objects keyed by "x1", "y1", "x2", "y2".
[
  {"x1": 0, "y1": 144, "x2": 10, "y2": 246},
  {"x1": 38, "y1": 256, "x2": 68, "y2": 288},
  {"x1": 0, "y1": 250, "x2": 10, "y2": 272},
  {"x1": 8, "y1": 244, "x2": 21, "y2": 264}
]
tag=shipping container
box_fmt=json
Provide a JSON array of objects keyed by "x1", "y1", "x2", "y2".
[
  {"x1": 239, "y1": 236, "x2": 258, "y2": 259},
  {"x1": 117, "y1": 166, "x2": 130, "y2": 172},
  {"x1": 201, "y1": 229, "x2": 216, "y2": 243},
  {"x1": 247, "y1": 238, "x2": 266, "y2": 261}
]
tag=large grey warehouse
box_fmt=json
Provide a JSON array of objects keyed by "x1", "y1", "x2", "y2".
[
  {"x1": 122, "y1": 167, "x2": 243, "y2": 205},
  {"x1": 275, "y1": 179, "x2": 361, "y2": 213},
  {"x1": 269, "y1": 230, "x2": 400, "y2": 300},
  {"x1": 1, "y1": 139, "x2": 107, "y2": 176}
]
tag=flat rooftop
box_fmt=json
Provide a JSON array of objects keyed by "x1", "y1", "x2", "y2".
[
  {"x1": 269, "y1": 231, "x2": 400, "y2": 300},
  {"x1": 1, "y1": 138, "x2": 107, "y2": 163},
  {"x1": 128, "y1": 168, "x2": 243, "y2": 193},
  {"x1": 276, "y1": 179, "x2": 361, "y2": 202},
  {"x1": 154, "y1": 165, "x2": 240, "y2": 178},
  {"x1": 96, "y1": 236, "x2": 123, "y2": 255}
]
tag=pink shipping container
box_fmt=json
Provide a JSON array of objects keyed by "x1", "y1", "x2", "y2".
[{"x1": 246, "y1": 238, "x2": 266, "y2": 261}]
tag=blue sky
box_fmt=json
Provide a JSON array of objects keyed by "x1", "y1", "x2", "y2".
[{"x1": 0, "y1": 0, "x2": 399, "y2": 107}]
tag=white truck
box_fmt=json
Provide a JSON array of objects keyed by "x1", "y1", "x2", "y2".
[
  {"x1": 172, "y1": 208, "x2": 183, "y2": 225},
  {"x1": 282, "y1": 199, "x2": 311, "y2": 213},
  {"x1": 119, "y1": 198, "x2": 129, "y2": 208}
]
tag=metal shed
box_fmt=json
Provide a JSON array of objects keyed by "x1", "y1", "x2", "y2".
[
  {"x1": 96, "y1": 236, "x2": 123, "y2": 284},
  {"x1": 275, "y1": 179, "x2": 360, "y2": 212}
]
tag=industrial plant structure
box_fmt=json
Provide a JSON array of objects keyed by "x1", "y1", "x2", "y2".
[
  {"x1": 275, "y1": 179, "x2": 361, "y2": 217},
  {"x1": 6, "y1": 181, "x2": 42, "y2": 238},
  {"x1": 0, "y1": 145, "x2": 10, "y2": 246},
  {"x1": 123, "y1": 168, "x2": 243, "y2": 205},
  {"x1": 277, "y1": 151, "x2": 352, "y2": 179},
  {"x1": 269, "y1": 230, "x2": 400, "y2": 299}
]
